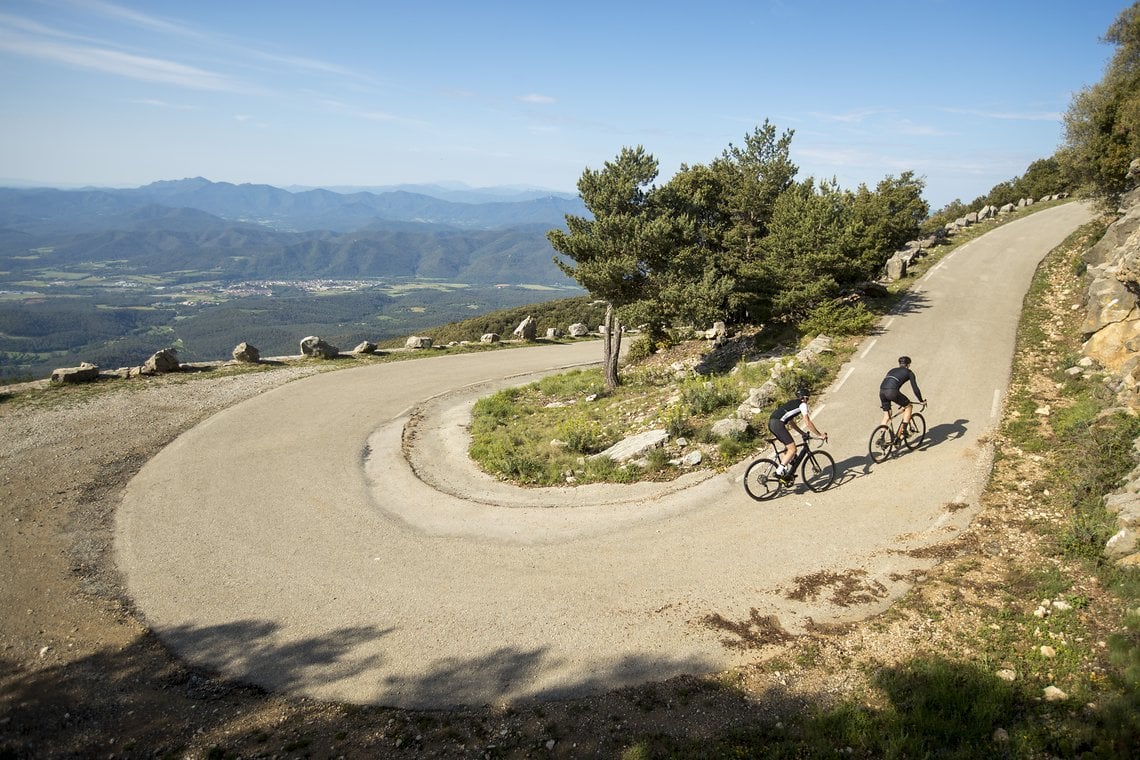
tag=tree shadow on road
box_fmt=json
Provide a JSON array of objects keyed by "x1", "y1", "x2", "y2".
[
  {"x1": 3, "y1": 616, "x2": 1132, "y2": 757},
  {"x1": 865, "y1": 291, "x2": 933, "y2": 336}
]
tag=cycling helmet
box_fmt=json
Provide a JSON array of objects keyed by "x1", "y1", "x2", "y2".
[
  {"x1": 796, "y1": 385, "x2": 810, "y2": 398},
  {"x1": 898, "y1": 356, "x2": 911, "y2": 366}
]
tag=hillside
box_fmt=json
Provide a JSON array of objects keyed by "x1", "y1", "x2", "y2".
[{"x1": 0, "y1": 179, "x2": 584, "y2": 283}]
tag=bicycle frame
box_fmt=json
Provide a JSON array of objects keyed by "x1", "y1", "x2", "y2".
[
  {"x1": 767, "y1": 434, "x2": 820, "y2": 465},
  {"x1": 887, "y1": 401, "x2": 926, "y2": 438}
]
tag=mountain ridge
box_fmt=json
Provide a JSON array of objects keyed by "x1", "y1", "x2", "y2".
[{"x1": 0, "y1": 177, "x2": 586, "y2": 285}]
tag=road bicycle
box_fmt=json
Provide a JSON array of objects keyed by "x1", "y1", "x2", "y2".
[
  {"x1": 867, "y1": 401, "x2": 927, "y2": 464},
  {"x1": 743, "y1": 434, "x2": 835, "y2": 501}
]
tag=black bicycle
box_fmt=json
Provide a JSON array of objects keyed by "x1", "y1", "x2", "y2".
[
  {"x1": 867, "y1": 401, "x2": 927, "y2": 464},
  {"x1": 743, "y1": 434, "x2": 835, "y2": 500}
]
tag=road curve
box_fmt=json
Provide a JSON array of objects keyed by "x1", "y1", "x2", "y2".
[{"x1": 116, "y1": 202, "x2": 1094, "y2": 708}]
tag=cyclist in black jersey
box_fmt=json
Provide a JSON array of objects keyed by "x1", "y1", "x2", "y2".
[
  {"x1": 768, "y1": 386, "x2": 827, "y2": 479},
  {"x1": 879, "y1": 356, "x2": 926, "y2": 428}
]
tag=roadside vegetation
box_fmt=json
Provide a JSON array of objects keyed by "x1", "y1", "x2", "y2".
[{"x1": 468, "y1": 198, "x2": 1064, "y2": 487}]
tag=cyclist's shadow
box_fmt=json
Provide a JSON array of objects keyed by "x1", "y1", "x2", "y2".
[
  {"x1": 825, "y1": 455, "x2": 868, "y2": 486},
  {"x1": 828, "y1": 419, "x2": 969, "y2": 487},
  {"x1": 919, "y1": 418, "x2": 968, "y2": 448}
]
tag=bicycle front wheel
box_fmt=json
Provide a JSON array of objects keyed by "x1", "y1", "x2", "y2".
[
  {"x1": 801, "y1": 450, "x2": 836, "y2": 492},
  {"x1": 903, "y1": 413, "x2": 926, "y2": 450},
  {"x1": 868, "y1": 424, "x2": 894, "y2": 464},
  {"x1": 743, "y1": 458, "x2": 783, "y2": 501}
]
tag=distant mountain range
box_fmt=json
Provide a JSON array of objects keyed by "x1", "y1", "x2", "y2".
[{"x1": 0, "y1": 178, "x2": 588, "y2": 285}]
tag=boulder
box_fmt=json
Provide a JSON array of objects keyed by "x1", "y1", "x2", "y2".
[
  {"x1": 1080, "y1": 271, "x2": 1135, "y2": 336},
  {"x1": 480, "y1": 333, "x2": 500, "y2": 344},
  {"x1": 405, "y1": 335, "x2": 433, "y2": 349},
  {"x1": 232, "y1": 342, "x2": 260, "y2": 363},
  {"x1": 300, "y1": 336, "x2": 339, "y2": 358},
  {"x1": 351, "y1": 341, "x2": 377, "y2": 355},
  {"x1": 1083, "y1": 318, "x2": 1140, "y2": 373},
  {"x1": 143, "y1": 348, "x2": 180, "y2": 374},
  {"x1": 711, "y1": 418, "x2": 749, "y2": 438},
  {"x1": 1084, "y1": 202, "x2": 1140, "y2": 267},
  {"x1": 513, "y1": 316, "x2": 538, "y2": 341},
  {"x1": 546, "y1": 327, "x2": 563, "y2": 339},
  {"x1": 885, "y1": 252, "x2": 907, "y2": 280},
  {"x1": 568, "y1": 323, "x2": 590, "y2": 337},
  {"x1": 50, "y1": 362, "x2": 99, "y2": 384},
  {"x1": 590, "y1": 429, "x2": 669, "y2": 463}
]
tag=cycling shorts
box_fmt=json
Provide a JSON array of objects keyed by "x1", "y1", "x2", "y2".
[
  {"x1": 767, "y1": 417, "x2": 794, "y2": 445},
  {"x1": 879, "y1": 387, "x2": 911, "y2": 412}
]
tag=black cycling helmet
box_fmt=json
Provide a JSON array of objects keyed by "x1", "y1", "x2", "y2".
[
  {"x1": 796, "y1": 385, "x2": 810, "y2": 398},
  {"x1": 898, "y1": 356, "x2": 912, "y2": 366}
]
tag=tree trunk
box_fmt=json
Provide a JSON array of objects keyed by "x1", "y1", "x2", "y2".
[{"x1": 602, "y1": 303, "x2": 621, "y2": 391}]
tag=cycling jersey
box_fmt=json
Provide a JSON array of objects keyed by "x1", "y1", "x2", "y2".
[
  {"x1": 879, "y1": 366, "x2": 923, "y2": 411},
  {"x1": 770, "y1": 397, "x2": 809, "y2": 423},
  {"x1": 880, "y1": 366, "x2": 923, "y2": 399},
  {"x1": 769, "y1": 397, "x2": 810, "y2": 445}
]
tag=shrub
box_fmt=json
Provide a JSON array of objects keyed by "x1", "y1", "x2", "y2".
[
  {"x1": 535, "y1": 368, "x2": 604, "y2": 398},
  {"x1": 624, "y1": 335, "x2": 654, "y2": 364},
  {"x1": 774, "y1": 361, "x2": 828, "y2": 398},
  {"x1": 664, "y1": 405, "x2": 693, "y2": 439},
  {"x1": 558, "y1": 414, "x2": 605, "y2": 454},
  {"x1": 470, "y1": 388, "x2": 520, "y2": 433},
  {"x1": 680, "y1": 377, "x2": 739, "y2": 416},
  {"x1": 801, "y1": 300, "x2": 877, "y2": 337}
]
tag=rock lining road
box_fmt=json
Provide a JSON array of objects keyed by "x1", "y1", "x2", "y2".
[{"x1": 116, "y1": 202, "x2": 1094, "y2": 709}]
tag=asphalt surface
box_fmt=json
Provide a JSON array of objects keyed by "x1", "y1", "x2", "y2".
[{"x1": 116, "y1": 202, "x2": 1094, "y2": 708}]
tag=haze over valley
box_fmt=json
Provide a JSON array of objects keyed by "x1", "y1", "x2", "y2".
[{"x1": 0, "y1": 178, "x2": 588, "y2": 381}]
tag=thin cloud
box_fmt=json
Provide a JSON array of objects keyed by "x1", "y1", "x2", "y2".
[
  {"x1": 133, "y1": 98, "x2": 200, "y2": 111},
  {"x1": 318, "y1": 97, "x2": 431, "y2": 128},
  {"x1": 57, "y1": 0, "x2": 372, "y2": 83},
  {"x1": 67, "y1": 0, "x2": 200, "y2": 38},
  {"x1": 894, "y1": 119, "x2": 947, "y2": 137},
  {"x1": 519, "y1": 94, "x2": 556, "y2": 105},
  {"x1": 0, "y1": 29, "x2": 241, "y2": 91},
  {"x1": 811, "y1": 107, "x2": 892, "y2": 124},
  {"x1": 942, "y1": 106, "x2": 1062, "y2": 122}
]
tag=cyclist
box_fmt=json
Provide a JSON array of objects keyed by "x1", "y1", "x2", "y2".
[
  {"x1": 769, "y1": 386, "x2": 827, "y2": 481},
  {"x1": 879, "y1": 355, "x2": 926, "y2": 429}
]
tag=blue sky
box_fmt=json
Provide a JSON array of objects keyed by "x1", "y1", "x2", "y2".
[{"x1": 0, "y1": 0, "x2": 1128, "y2": 210}]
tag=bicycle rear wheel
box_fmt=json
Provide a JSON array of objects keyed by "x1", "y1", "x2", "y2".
[
  {"x1": 903, "y1": 413, "x2": 926, "y2": 449},
  {"x1": 801, "y1": 450, "x2": 836, "y2": 492},
  {"x1": 868, "y1": 424, "x2": 894, "y2": 463},
  {"x1": 743, "y1": 458, "x2": 783, "y2": 501}
]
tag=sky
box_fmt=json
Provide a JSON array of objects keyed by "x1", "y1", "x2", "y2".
[{"x1": 0, "y1": 0, "x2": 1130, "y2": 210}]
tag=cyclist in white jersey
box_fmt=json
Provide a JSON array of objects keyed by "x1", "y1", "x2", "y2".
[{"x1": 768, "y1": 386, "x2": 827, "y2": 480}]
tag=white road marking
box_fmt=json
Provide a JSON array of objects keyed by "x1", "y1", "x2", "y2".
[
  {"x1": 833, "y1": 367, "x2": 855, "y2": 392},
  {"x1": 860, "y1": 338, "x2": 878, "y2": 359}
]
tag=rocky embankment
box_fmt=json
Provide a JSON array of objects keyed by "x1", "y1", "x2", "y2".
[{"x1": 1079, "y1": 188, "x2": 1140, "y2": 567}]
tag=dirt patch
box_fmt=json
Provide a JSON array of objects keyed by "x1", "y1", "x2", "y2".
[
  {"x1": 784, "y1": 569, "x2": 890, "y2": 607},
  {"x1": 699, "y1": 609, "x2": 794, "y2": 650}
]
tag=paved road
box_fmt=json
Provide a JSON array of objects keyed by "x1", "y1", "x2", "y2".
[{"x1": 116, "y1": 202, "x2": 1093, "y2": 708}]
